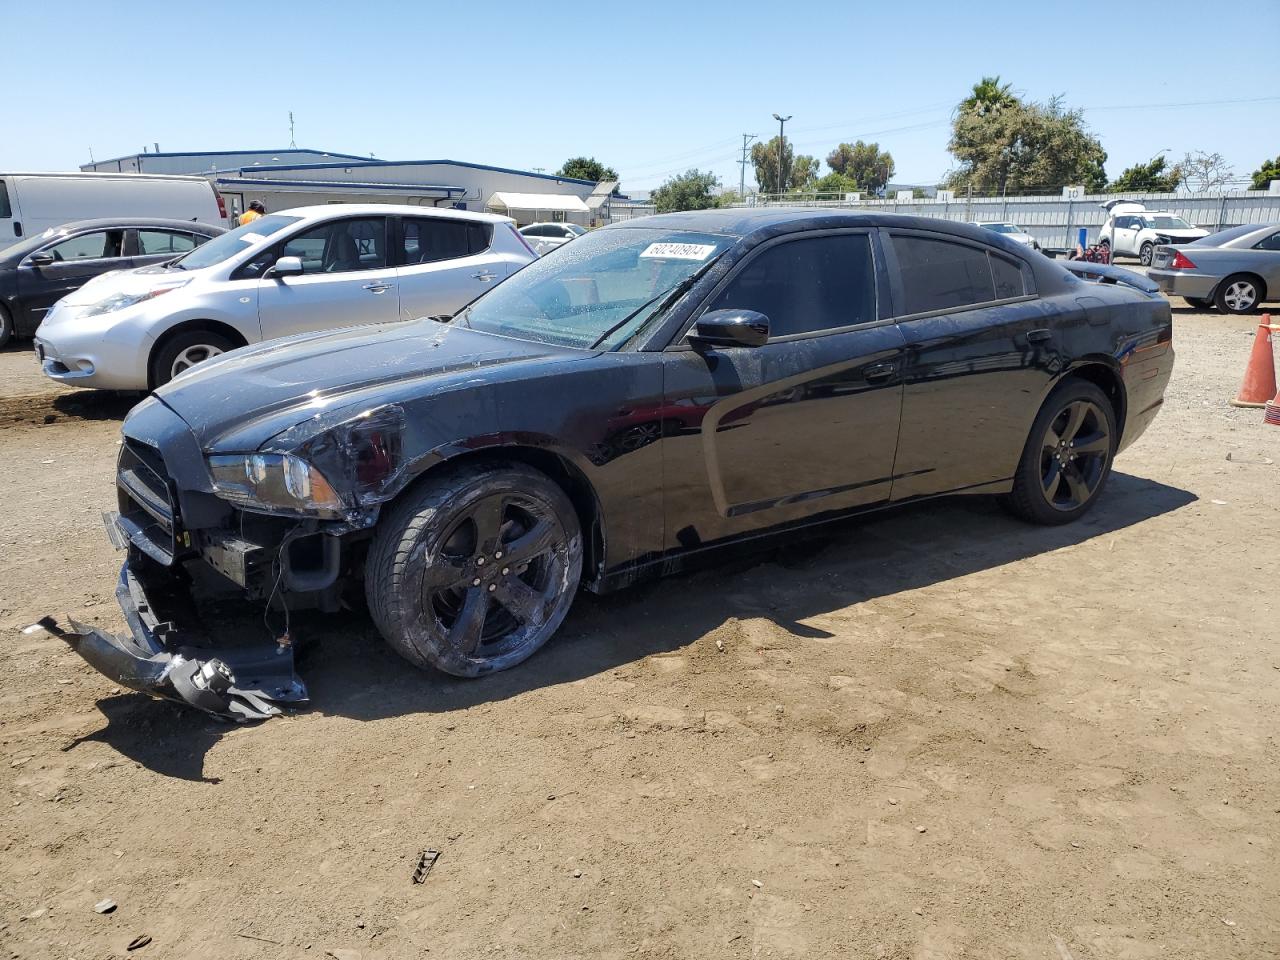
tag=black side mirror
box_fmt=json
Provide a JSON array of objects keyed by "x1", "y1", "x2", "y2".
[
  {"x1": 27, "y1": 252, "x2": 55, "y2": 267},
  {"x1": 689, "y1": 309, "x2": 770, "y2": 349},
  {"x1": 265, "y1": 255, "x2": 304, "y2": 279}
]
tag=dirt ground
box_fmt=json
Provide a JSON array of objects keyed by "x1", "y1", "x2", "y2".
[{"x1": 1, "y1": 301, "x2": 1277, "y2": 960}]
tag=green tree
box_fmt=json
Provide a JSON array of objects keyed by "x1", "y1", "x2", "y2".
[
  {"x1": 557, "y1": 156, "x2": 619, "y2": 183},
  {"x1": 1108, "y1": 155, "x2": 1183, "y2": 193},
  {"x1": 961, "y1": 75, "x2": 1017, "y2": 115},
  {"x1": 825, "y1": 141, "x2": 895, "y2": 194},
  {"x1": 651, "y1": 169, "x2": 722, "y2": 213},
  {"x1": 1251, "y1": 155, "x2": 1280, "y2": 190},
  {"x1": 947, "y1": 87, "x2": 1107, "y2": 195},
  {"x1": 811, "y1": 171, "x2": 862, "y2": 197},
  {"x1": 789, "y1": 154, "x2": 821, "y2": 192},
  {"x1": 751, "y1": 136, "x2": 796, "y2": 193}
]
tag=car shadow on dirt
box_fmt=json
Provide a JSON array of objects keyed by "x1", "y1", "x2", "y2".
[{"x1": 75, "y1": 471, "x2": 1195, "y2": 781}]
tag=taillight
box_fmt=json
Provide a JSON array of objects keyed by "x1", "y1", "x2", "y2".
[
  {"x1": 509, "y1": 224, "x2": 538, "y2": 257},
  {"x1": 215, "y1": 192, "x2": 228, "y2": 219},
  {"x1": 1169, "y1": 251, "x2": 1197, "y2": 270}
]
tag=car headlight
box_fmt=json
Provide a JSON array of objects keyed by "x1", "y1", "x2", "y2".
[
  {"x1": 208, "y1": 453, "x2": 344, "y2": 518},
  {"x1": 266, "y1": 404, "x2": 408, "y2": 508},
  {"x1": 82, "y1": 279, "x2": 190, "y2": 317}
]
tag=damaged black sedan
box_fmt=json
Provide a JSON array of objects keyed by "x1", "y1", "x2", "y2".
[{"x1": 45, "y1": 209, "x2": 1173, "y2": 719}]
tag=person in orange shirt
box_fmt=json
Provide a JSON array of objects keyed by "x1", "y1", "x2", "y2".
[{"x1": 238, "y1": 200, "x2": 266, "y2": 226}]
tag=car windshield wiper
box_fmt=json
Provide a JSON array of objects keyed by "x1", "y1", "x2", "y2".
[
  {"x1": 167, "y1": 259, "x2": 186, "y2": 271},
  {"x1": 587, "y1": 260, "x2": 718, "y2": 350}
]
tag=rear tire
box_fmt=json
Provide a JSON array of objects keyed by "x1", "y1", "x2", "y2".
[
  {"x1": 150, "y1": 329, "x2": 235, "y2": 388},
  {"x1": 1003, "y1": 378, "x2": 1117, "y2": 525},
  {"x1": 365, "y1": 461, "x2": 583, "y2": 678},
  {"x1": 0, "y1": 304, "x2": 12, "y2": 349},
  {"x1": 1214, "y1": 274, "x2": 1263, "y2": 314}
]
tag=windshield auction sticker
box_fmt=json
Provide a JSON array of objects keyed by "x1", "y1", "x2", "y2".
[
  {"x1": 239, "y1": 232, "x2": 265, "y2": 244},
  {"x1": 639, "y1": 242, "x2": 717, "y2": 261}
]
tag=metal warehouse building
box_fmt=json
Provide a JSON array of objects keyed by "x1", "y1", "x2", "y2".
[{"x1": 80, "y1": 149, "x2": 615, "y2": 226}]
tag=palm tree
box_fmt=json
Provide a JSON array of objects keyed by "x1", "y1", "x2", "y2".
[{"x1": 962, "y1": 76, "x2": 1017, "y2": 115}]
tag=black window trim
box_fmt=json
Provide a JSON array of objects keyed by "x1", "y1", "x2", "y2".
[
  {"x1": 664, "y1": 227, "x2": 890, "y2": 351},
  {"x1": 880, "y1": 227, "x2": 1038, "y2": 323}
]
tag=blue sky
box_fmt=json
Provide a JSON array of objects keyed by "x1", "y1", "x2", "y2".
[{"x1": 7, "y1": 0, "x2": 1278, "y2": 192}]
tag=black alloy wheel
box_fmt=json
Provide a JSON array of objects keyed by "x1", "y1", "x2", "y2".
[
  {"x1": 1005, "y1": 379, "x2": 1116, "y2": 525},
  {"x1": 366, "y1": 462, "x2": 582, "y2": 677}
]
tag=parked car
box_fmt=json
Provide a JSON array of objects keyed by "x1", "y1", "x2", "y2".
[
  {"x1": 519, "y1": 221, "x2": 586, "y2": 256},
  {"x1": 0, "y1": 218, "x2": 224, "y2": 347},
  {"x1": 33, "y1": 204, "x2": 535, "y2": 389},
  {"x1": 970, "y1": 221, "x2": 1040, "y2": 251},
  {"x1": 0, "y1": 172, "x2": 226, "y2": 252},
  {"x1": 1098, "y1": 202, "x2": 1208, "y2": 265},
  {"x1": 1148, "y1": 222, "x2": 1280, "y2": 313},
  {"x1": 46, "y1": 209, "x2": 1173, "y2": 719}
]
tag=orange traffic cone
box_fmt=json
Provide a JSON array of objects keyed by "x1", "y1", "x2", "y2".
[
  {"x1": 1265, "y1": 386, "x2": 1280, "y2": 426},
  {"x1": 1231, "y1": 316, "x2": 1277, "y2": 408}
]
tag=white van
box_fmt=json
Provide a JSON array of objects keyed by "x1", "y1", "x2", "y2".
[{"x1": 0, "y1": 173, "x2": 226, "y2": 253}]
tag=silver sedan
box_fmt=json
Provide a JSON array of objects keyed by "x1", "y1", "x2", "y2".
[{"x1": 1148, "y1": 222, "x2": 1280, "y2": 313}]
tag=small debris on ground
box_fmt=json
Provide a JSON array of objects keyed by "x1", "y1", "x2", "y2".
[
  {"x1": 887, "y1": 797, "x2": 898, "y2": 805},
  {"x1": 94, "y1": 898, "x2": 117, "y2": 914},
  {"x1": 22, "y1": 908, "x2": 46, "y2": 921},
  {"x1": 1221, "y1": 918, "x2": 1236, "y2": 927},
  {"x1": 126, "y1": 934, "x2": 152, "y2": 951},
  {"x1": 412, "y1": 849, "x2": 440, "y2": 884},
  {"x1": 751, "y1": 879, "x2": 763, "y2": 888},
  {"x1": 916, "y1": 825, "x2": 927, "y2": 833},
  {"x1": 716, "y1": 638, "x2": 724, "y2": 652},
  {"x1": 572, "y1": 869, "x2": 582, "y2": 878}
]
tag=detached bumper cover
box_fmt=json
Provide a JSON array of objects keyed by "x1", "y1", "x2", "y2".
[{"x1": 31, "y1": 561, "x2": 307, "y2": 721}]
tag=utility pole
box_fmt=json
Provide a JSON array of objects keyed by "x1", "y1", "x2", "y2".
[
  {"x1": 772, "y1": 114, "x2": 792, "y2": 196},
  {"x1": 738, "y1": 133, "x2": 757, "y2": 198},
  {"x1": 289, "y1": 112, "x2": 297, "y2": 148}
]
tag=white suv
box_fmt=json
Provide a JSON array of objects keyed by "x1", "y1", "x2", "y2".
[
  {"x1": 1099, "y1": 202, "x2": 1207, "y2": 266},
  {"x1": 34, "y1": 204, "x2": 536, "y2": 390}
]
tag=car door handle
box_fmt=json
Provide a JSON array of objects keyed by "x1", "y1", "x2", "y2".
[
  {"x1": 363, "y1": 282, "x2": 394, "y2": 294},
  {"x1": 863, "y1": 361, "x2": 897, "y2": 382},
  {"x1": 473, "y1": 271, "x2": 498, "y2": 282},
  {"x1": 1026, "y1": 328, "x2": 1052, "y2": 343}
]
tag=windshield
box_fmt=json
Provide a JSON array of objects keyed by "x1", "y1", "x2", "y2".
[
  {"x1": 171, "y1": 214, "x2": 300, "y2": 270},
  {"x1": 983, "y1": 223, "x2": 1018, "y2": 234},
  {"x1": 459, "y1": 228, "x2": 735, "y2": 349},
  {"x1": 1143, "y1": 216, "x2": 1193, "y2": 230}
]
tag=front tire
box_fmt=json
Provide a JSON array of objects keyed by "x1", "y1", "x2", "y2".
[
  {"x1": 150, "y1": 329, "x2": 235, "y2": 388},
  {"x1": 1004, "y1": 379, "x2": 1117, "y2": 525},
  {"x1": 1139, "y1": 242, "x2": 1155, "y2": 266},
  {"x1": 1215, "y1": 274, "x2": 1263, "y2": 314},
  {"x1": 365, "y1": 461, "x2": 583, "y2": 678}
]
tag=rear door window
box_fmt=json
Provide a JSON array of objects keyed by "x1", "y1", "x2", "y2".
[
  {"x1": 137, "y1": 230, "x2": 198, "y2": 255},
  {"x1": 891, "y1": 235, "x2": 997, "y2": 315},
  {"x1": 705, "y1": 233, "x2": 877, "y2": 339},
  {"x1": 46, "y1": 230, "x2": 123, "y2": 261},
  {"x1": 403, "y1": 218, "x2": 491, "y2": 264},
  {"x1": 990, "y1": 253, "x2": 1027, "y2": 299}
]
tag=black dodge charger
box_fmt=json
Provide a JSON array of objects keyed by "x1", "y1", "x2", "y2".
[{"x1": 45, "y1": 209, "x2": 1173, "y2": 719}]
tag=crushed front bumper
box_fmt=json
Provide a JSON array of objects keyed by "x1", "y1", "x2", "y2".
[{"x1": 29, "y1": 558, "x2": 307, "y2": 722}]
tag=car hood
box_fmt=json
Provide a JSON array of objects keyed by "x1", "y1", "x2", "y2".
[
  {"x1": 154, "y1": 319, "x2": 594, "y2": 452},
  {"x1": 60, "y1": 263, "x2": 192, "y2": 306}
]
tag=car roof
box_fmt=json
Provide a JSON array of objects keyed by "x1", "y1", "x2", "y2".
[
  {"x1": 605, "y1": 207, "x2": 1021, "y2": 246},
  {"x1": 275, "y1": 203, "x2": 513, "y2": 224},
  {"x1": 35, "y1": 217, "x2": 226, "y2": 234}
]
